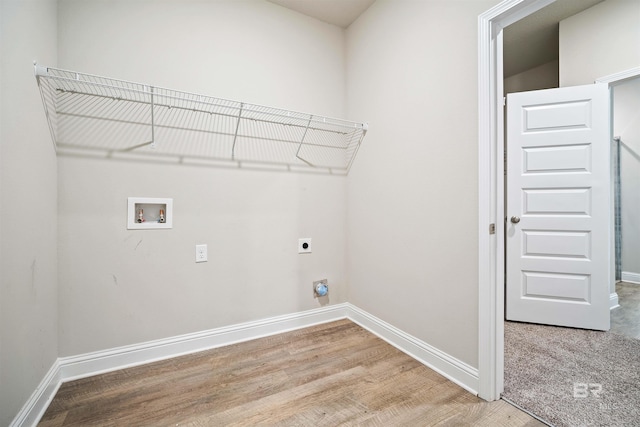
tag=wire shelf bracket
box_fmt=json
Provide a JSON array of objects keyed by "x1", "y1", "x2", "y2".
[{"x1": 34, "y1": 64, "x2": 368, "y2": 174}]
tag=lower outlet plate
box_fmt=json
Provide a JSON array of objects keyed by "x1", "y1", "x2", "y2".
[{"x1": 195, "y1": 244, "x2": 208, "y2": 263}]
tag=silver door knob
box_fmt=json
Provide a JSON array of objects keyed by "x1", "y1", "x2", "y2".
[{"x1": 510, "y1": 216, "x2": 520, "y2": 224}]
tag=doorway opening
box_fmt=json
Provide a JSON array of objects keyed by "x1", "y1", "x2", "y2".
[
  {"x1": 606, "y1": 74, "x2": 640, "y2": 337},
  {"x1": 478, "y1": 0, "x2": 640, "y2": 401}
]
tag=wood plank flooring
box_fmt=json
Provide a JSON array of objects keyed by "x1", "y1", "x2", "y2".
[{"x1": 39, "y1": 320, "x2": 543, "y2": 426}]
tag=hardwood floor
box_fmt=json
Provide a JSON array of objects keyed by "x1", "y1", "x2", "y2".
[
  {"x1": 39, "y1": 320, "x2": 543, "y2": 426},
  {"x1": 611, "y1": 281, "x2": 640, "y2": 339}
]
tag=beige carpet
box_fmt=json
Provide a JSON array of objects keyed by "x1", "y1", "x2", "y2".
[{"x1": 503, "y1": 321, "x2": 640, "y2": 427}]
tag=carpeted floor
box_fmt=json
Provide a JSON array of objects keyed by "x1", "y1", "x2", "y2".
[
  {"x1": 503, "y1": 321, "x2": 640, "y2": 427},
  {"x1": 611, "y1": 282, "x2": 640, "y2": 339}
]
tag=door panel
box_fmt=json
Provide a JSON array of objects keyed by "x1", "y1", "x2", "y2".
[
  {"x1": 506, "y1": 84, "x2": 610, "y2": 331},
  {"x1": 523, "y1": 100, "x2": 592, "y2": 131},
  {"x1": 522, "y1": 271, "x2": 590, "y2": 302},
  {"x1": 522, "y1": 230, "x2": 590, "y2": 258},
  {"x1": 523, "y1": 144, "x2": 591, "y2": 173},
  {"x1": 523, "y1": 188, "x2": 591, "y2": 215}
]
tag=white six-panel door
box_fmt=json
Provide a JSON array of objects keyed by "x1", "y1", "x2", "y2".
[{"x1": 506, "y1": 84, "x2": 610, "y2": 331}]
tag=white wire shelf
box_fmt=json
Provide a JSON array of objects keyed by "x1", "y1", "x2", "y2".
[{"x1": 35, "y1": 65, "x2": 367, "y2": 174}]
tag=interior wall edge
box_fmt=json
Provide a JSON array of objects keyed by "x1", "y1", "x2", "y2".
[
  {"x1": 1, "y1": 0, "x2": 59, "y2": 424},
  {"x1": 9, "y1": 303, "x2": 478, "y2": 427},
  {"x1": 7, "y1": 361, "x2": 62, "y2": 427},
  {"x1": 346, "y1": 305, "x2": 479, "y2": 395}
]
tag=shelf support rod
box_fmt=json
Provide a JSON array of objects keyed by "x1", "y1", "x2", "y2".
[
  {"x1": 33, "y1": 63, "x2": 58, "y2": 150},
  {"x1": 150, "y1": 86, "x2": 156, "y2": 149},
  {"x1": 231, "y1": 103, "x2": 244, "y2": 161},
  {"x1": 296, "y1": 115, "x2": 314, "y2": 166}
]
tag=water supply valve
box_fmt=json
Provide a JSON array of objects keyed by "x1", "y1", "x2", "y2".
[{"x1": 313, "y1": 279, "x2": 328, "y2": 297}]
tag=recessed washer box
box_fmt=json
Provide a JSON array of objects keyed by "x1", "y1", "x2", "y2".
[{"x1": 127, "y1": 197, "x2": 173, "y2": 230}]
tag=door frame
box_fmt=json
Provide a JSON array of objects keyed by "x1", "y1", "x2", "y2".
[
  {"x1": 477, "y1": 0, "x2": 640, "y2": 401},
  {"x1": 595, "y1": 67, "x2": 640, "y2": 312}
]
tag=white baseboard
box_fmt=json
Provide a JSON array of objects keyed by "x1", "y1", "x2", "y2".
[
  {"x1": 610, "y1": 292, "x2": 620, "y2": 310},
  {"x1": 622, "y1": 271, "x2": 640, "y2": 284},
  {"x1": 9, "y1": 361, "x2": 61, "y2": 427},
  {"x1": 58, "y1": 304, "x2": 349, "y2": 382},
  {"x1": 346, "y1": 304, "x2": 479, "y2": 395},
  {"x1": 11, "y1": 304, "x2": 349, "y2": 427},
  {"x1": 11, "y1": 303, "x2": 478, "y2": 426}
]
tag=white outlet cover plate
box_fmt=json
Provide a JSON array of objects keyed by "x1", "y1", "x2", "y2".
[
  {"x1": 195, "y1": 244, "x2": 208, "y2": 262},
  {"x1": 298, "y1": 238, "x2": 312, "y2": 254}
]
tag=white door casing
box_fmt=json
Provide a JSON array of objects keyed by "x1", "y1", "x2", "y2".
[
  {"x1": 506, "y1": 84, "x2": 611, "y2": 331},
  {"x1": 478, "y1": 0, "x2": 560, "y2": 400},
  {"x1": 477, "y1": 0, "x2": 638, "y2": 402}
]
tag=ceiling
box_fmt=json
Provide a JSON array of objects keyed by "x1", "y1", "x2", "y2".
[
  {"x1": 266, "y1": 0, "x2": 375, "y2": 28},
  {"x1": 266, "y1": 0, "x2": 603, "y2": 78}
]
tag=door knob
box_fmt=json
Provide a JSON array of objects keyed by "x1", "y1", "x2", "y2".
[{"x1": 510, "y1": 216, "x2": 521, "y2": 224}]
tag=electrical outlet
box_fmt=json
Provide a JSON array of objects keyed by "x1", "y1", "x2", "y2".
[
  {"x1": 195, "y1": 244, "x2": 207, "y2": 263},
  {"x1": 298, "y1": 238, "x2": 312, "y2": 254}
]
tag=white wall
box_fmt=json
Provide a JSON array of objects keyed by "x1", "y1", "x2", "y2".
[
  {"x1": 560, "y1": 0, "x2": 640, "y2": 86},
  {"x1": 346, "y1": 0, "x2": 499, "y2": 368},
  {"x1": 0, "y1": 0, "x2": 58, "y2": 425},
  {"x1": 614, "y1": 79, "x2": 640, "y2": 278},
  {"x1": 504, "y1": 59, "x2": 558, "y2": 94},
  {"x1": 57, "y1": 0, "x2": 348, "y2": 356}
]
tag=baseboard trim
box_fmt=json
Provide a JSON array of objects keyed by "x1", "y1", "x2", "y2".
[
  {"x1": 12, "y1": 304, "x2": 348, "y2": 427},
  {"x1": 621, "y1": 271, "x2": 640, "y2": 284},
  {"x1": 58, "y1": 304, "x2": 350, "y2": 382},
  {"x1": 9, "y1": 360, "x2": 61, "y2": 427},
  {"x1": 12, "y1": 302, "x2": 478, "y2": 426},
  {"x1": 346, "y1": 303, "x2": 479, "y2": 395},
  {"x1": 610, "y1": 292, "x2": 620, "y2": 310}
]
